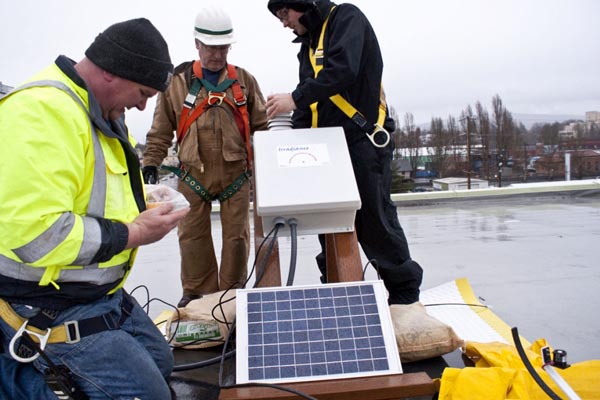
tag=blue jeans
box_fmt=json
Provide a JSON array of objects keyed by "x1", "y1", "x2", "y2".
[{"x1": 0, "y1": 289, "x2": 173, "y2": 399}]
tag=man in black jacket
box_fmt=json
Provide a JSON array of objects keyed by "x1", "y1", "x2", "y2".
[{"x1": 266, "y1": 0, "x2": 423, "y2": 304}]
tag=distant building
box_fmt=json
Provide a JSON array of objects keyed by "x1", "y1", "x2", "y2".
[
  {"x1": 392, "y1": 158, "x2": 412, "y2": 180},
  {"x1": 0, "y1": 81, "x2": 13, "y2": 99},
  {"x1": 432, "y1": 177, "x2": 489, "y2": 191},
  {"x1": 586, "y1": 111, "x2": 600, "y2": 124},
  {"x1": 559, "y1": 122, "x2": 581, "y2": 139},
  {"x1": 534, "y1": 149, "x2": 600, "y2": 179}
]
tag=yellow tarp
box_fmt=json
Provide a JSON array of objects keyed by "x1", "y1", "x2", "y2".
[{"x1": 438, "y1": 340, "x2": 600, "y2": 399}]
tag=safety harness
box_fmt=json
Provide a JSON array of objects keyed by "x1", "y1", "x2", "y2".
[
  {"x1": 2, "y1": 294, "x2": 134, "y2": 363},
  {"x1": 309, "y1": 6, "x2": 390, "y2": 148},
  {"x1": 164, "y1": 61, "x2": 251, "y2": 202}
]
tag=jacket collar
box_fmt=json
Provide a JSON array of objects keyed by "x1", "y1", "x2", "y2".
[
  {"x1": 54, "y1": 55, "x2": 126, "y2": 140},
  {"x1": 295, "y1": 0, "x2": 336, "y2": 45}
]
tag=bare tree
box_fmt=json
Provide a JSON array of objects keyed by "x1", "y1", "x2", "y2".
[
  {"x1": 475, "y1": 101, "x2": 492, "y2": 179},
  {"x1": 459, "y1": 105, "x2": 474, "y2": 144},
  {"x1": 403, "y1": 112, "x2": 420, "y2": 178},
  {"x1": 492, "y1": 94, "x2": 505, "y2": 155},
  {"x1": 429, "y1": 117, "x2": 451, "y2": 178},
  {"x1": 446, "y1": 115, "x2": 461, "y2": 175}
]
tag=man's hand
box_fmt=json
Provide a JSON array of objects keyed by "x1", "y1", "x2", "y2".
[
  {"x1": 142, "y1": 166, "x2": 158, "y2": 184},
  {"x1": 125, "y1": 204, "x2": 189, "y2": 248},
  {"x1": 266, "y1": 93, "x2": 296, "y2": 120}
]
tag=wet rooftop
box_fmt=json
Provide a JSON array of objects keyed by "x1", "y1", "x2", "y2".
[{"x1": 127, "y1": 180, "x2": 600, "y2": 388}]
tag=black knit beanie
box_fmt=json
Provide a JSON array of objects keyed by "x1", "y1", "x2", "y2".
[{"x1": 85, "y1": 18, "x2": 173, "y2": 91}]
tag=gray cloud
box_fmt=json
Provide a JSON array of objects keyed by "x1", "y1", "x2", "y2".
[{"x1": 2, "y1": 0, "x2": 599, "y2": 142}]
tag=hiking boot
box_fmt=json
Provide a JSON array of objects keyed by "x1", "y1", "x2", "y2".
[{"x1": 177, "y1": 294, "x2": 201, "y2": 308}]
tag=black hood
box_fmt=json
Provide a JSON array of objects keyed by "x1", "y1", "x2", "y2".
[
  {"x1": 298, "y1": 0, "x2": 335, "y2": 38},
  {"x1": 267, "y1": 0, "x2": 317, "y2": 16}
]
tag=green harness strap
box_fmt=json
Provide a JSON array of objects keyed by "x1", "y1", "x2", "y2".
[
  {"x1": 160, "y1": 165, "x2": 248, "y2": 203},
  {"x1": 199, "y1": 78, "x2": 235, "y2": 93}
]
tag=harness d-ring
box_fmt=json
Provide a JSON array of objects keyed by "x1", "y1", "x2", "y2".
[
  {"x1": 208, "y1": 91, "x2": 226, "y2": 105},
  {"x1": 9, "y1": 320, "x2": 51, "y2": 363},
  {"x1": 367, "y1": 124, "x2": 391, "y2": 148}
]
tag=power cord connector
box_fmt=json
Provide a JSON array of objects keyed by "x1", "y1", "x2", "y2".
[
  {"x1": 273, "y1": 216, "x2": 286, "y2": 227},
  {"x1": 286, "y1": 218, "x2": 298, "y2": 227}
]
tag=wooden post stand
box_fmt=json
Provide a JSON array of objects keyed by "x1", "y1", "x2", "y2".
[
  {"x1": 220, "y1": 372, "x2": 436, "y2": 400},
  {"x1": 252, "y1": 206, "x2": 281, "y2": 288},
  {"x1": 325, "y1": 230, "x2": 363, "y2": 283},
  {"x1": 221, "y1": 212, "x2": 436, "y2": 400}
]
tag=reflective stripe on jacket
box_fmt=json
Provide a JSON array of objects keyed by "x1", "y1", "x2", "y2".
[{"x1": 0, "y1": 58, "x2": 139, "y2": 292}]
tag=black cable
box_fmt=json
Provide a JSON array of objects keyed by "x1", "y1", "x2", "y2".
[
  {"x1": 203, "y1": 229, "x2": 282, "y2": 333},
  {"x1": 143, "y1": 297, "x2": 181, "y2": 345},
  {"x1": 212, "y1": 287, "x2": 237, "y2": 328},
  {"x1": 362, "y1": 258, "x2": 381, "y2": 281},
  {"x1": 242, "y1": 221, "x2": 281, "y2": 290},
  {"x1": 218, "y1": 318, "x2": 237, "y2": 387},
  {"x1": 244, "y1": 223, "x2": 279, "y2": 289},
  {"x1": 128, "y1": 223, "x2": 312, "y2": 393},
  {"x1": 511, "y1": 327, "x2": 563, "y2": 400},
  {"x1": 127, "y1": 287, "x2": 233, "y2": 373},
  {"x1": 161, "y1": 239, "x2": 318, "y2": 399},
  {"x1": 129, "y1": 285, "x2": 150, "y2": 314},
  {"x1": 254, "y1": 223, "x2": 282, "y2": 287},
  {"x1": 285, "y1": 218, "x2": 298, "y2": 286},
  {"x1": 216, "y1": 317, "x2": 317, "y2": 400},
  {"x1": 172, "y1": 350, "x2": 236, "y2": 372}
]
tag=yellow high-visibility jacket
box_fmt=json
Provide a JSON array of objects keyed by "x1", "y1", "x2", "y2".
[{"x1": 0, "y1": 56, "x2": 143, "y2": 307}]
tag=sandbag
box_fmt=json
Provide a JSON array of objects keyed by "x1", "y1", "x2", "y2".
[
  {"x1": 165, "y1": 290, "x2": 236, "y2": 349},
  {"x1": 390, "y1": 301, "x2": 464, "y2": 362}
]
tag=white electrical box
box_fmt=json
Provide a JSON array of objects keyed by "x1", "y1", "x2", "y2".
[{"x1": 254, "y1": 127, "x2": 361, "y2": 236}]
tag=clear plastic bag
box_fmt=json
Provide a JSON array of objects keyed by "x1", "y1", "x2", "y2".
[{"x1": 144, "y1": 184, "x2": 190, "y2": 212}]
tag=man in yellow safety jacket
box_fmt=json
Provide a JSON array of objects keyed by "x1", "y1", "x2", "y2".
[{"x1": 0, "y1": 18, "x2": 188, "y2": 399}]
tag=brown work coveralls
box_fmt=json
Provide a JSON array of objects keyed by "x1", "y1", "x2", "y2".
[{"x1": 143, "y1": 61, "x2": 268, "y2": 295}]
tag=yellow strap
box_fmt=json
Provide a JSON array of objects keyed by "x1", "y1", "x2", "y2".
[
  {"x1": 0, "y1": 298, "x2": 69, "y2": 343},
  {"x1": 308, "y1": 5, "x2": 386, "y2": 129}
]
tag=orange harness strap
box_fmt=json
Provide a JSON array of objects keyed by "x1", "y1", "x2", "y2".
[{"x1": 176, "y1": 61, "x2": 252, "y2": 166}]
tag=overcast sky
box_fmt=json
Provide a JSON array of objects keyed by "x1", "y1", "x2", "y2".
[{"x1": 1, "y1": 0, "x2": 599, "y2": 143}]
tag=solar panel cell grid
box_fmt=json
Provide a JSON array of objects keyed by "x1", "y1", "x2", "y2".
[{"x1": 238, "y1": 281, "x2": 401, "y2": 384}]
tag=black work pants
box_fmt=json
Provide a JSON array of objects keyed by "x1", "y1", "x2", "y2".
[{"x1": 316, "y1": 138, "x2": 423, "y2": 304}]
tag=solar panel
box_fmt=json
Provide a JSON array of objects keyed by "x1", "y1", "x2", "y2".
[{"x1": 236, "y1": 281, "x2": 402, "y2": 384}]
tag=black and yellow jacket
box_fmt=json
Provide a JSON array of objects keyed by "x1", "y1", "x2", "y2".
[{"x1": 289, "y1": 0, "x2": 395, "y2": 146}]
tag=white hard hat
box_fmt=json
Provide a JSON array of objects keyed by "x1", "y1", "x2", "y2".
[{"x1": 194, "y1": 6, "x2": 236, "y2": 46}]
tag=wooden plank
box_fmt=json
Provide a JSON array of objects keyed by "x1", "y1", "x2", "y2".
[
  {"x1": 219, "y1": 372, "x2": 435, "y2": 400},
  {"x1": 325, "y1": 231, "x2": 363, "y2": 283}
]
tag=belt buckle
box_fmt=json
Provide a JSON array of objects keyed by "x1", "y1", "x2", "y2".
[
  {"x1": 8, "y1": 320, "x2": 51, "y2": 363},
  {"x1": 64, "y1": 320, "x2": 81, "y2": 344}
]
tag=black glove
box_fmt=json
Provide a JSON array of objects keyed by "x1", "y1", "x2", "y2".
[{"x1": 142, "y1": 166, "x2": 158, "y2": 184}]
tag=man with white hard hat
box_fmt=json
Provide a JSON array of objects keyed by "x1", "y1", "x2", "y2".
[{"x1": 143, "y1": 6, "x2": 268, "y2": 307}]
